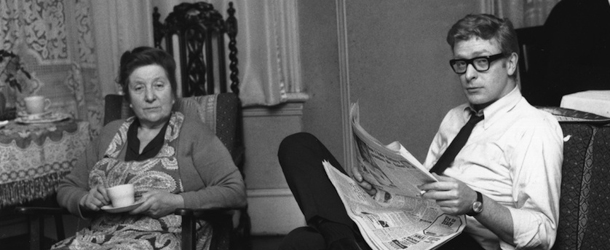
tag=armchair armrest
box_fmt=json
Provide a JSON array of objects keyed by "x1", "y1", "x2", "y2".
[
  {"x1": 175, "y1": 207, "x2": 233, "y2": 219},
  {"x1": 15, "y1": 206, "x2": 69, "y2": 215},
  {"x1": 175, "y1": 208, "x2": 234, "y2": 250}
]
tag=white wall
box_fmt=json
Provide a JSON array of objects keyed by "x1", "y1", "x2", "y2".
[
  {"x1": 299, "y1": 0, "x2": 479, "y2": 165},
  {"x1": 346, "y1": 1, "x2": 478, "y2": 162}
]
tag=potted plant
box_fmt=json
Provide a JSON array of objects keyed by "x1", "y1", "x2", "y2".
[{"x1": 0, "y1": 50, "x2": 33, "y2": 119}]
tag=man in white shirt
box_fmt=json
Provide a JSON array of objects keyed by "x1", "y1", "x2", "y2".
[
  {"x1": 395, "y1": 14, "x2": 563, "y2": 249},
  {"x1": 278, "y1": 14, "x2": 563, "y2": 250}
]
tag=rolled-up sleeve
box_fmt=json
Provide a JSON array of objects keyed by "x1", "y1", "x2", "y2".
[{"x1": 507, "y1": 115, "x2": 563, "y2": 249}]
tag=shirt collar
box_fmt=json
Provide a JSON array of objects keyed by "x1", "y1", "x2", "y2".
[{"x1": 464, "y1": 86, "x2": 522, "y2": 129}]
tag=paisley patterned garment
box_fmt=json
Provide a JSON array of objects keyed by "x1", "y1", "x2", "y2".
[{"x1": 52, "y1": 112, "x2": 211, "y2": 250}]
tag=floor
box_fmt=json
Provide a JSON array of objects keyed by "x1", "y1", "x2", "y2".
[
  {"x1": 251, "y1": 235, "x2": 284, "y2": 250},
  {"x1": 0, "y1": 234, "x2": 285, "y2": 250}
]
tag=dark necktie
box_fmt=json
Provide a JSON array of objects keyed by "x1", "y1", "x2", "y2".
[{"x1": 429, "y1": 112, "x2": 484, "y2": 175}]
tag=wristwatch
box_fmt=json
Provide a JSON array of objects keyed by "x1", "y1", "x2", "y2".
[{"x1": 467, "y1": 191, "x2": 483, "y2": 216}]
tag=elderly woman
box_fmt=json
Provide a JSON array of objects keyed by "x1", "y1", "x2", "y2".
[{"x1": 52, "y1": 46, "x2": 246, "y2": 250}]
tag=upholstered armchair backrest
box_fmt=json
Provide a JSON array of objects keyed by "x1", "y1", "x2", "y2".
[
  {"x1": 176, "y1": 93, "x2": 243, "y2": 168},
  {"x1": 538, "y1": 107, "x2": 610, "y2": 250}
]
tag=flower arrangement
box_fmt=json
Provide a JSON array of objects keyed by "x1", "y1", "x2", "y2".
[{"x1": 0, "y1": 50, "x2": 32, "y2": 93}]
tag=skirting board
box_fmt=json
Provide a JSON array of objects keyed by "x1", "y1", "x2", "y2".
[{"x1": 247, "y1": 188, "x2": 305, "y2": 235}]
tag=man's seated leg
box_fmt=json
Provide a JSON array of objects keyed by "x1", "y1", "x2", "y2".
[
  {"x1": 436, "y1": 232, "x2": 484, "y2": 250},
  {"x1": 278, "y1": 132, "x2": 369, "y2": 250},
  {"x1": 279, "y1": 226, "x2": 370, "y2": 250},
  {"x1": 278, "y1": 132, "x2": 352, "y2": 224}
]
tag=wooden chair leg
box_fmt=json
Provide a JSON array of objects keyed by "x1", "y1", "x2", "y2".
[
  {"x1": 182, "y1": 215, "x2": 195, "y2": 250},
  {"x1": 27, "y1": 214, "x2": 43, "y2": 250},
  {"x1": 54, "y1": 214, "x2": 65, "y2": 241}
]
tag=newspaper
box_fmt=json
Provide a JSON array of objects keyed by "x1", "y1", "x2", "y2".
[
  {"x1": 320, "y1": 103, "x2": 465, "y2": 250},
  {"x1": 350, "y1": 103, "x2": 437, "y2": 197}
]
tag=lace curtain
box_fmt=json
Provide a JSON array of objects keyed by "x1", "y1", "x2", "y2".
[
  {"x1": 480, "y1": 0, "x2": 561, "y2": 28},
  {"x1": 0, "y1": 0, "x2": 104, "y2": 135}
]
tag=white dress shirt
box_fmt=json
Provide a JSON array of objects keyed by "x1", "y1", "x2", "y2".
[{"x1": 423, "y1": 87, "x2": 564, "y2": 250}]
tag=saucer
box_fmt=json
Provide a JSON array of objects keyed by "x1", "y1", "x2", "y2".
[
  {"x1": 15, "y1": 112, "x2": 71, "y2": 124},
  {"x1": 101, "y1": 201, "x2": 143, "y2": 213}
]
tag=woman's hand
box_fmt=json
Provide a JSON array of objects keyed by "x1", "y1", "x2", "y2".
[
  {"x1": 130, "y1": 190, "x2": 184, "y2": 218},
  {"x1": 79, "y1": 185, "x2": 110, "y2": 211},
  {"x1": 419, "y1": 173, "x2": 477, "y2": 215}
]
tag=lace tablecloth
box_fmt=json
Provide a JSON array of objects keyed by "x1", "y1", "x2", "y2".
[{"x1": 0, "y1": 119, "x2": 90, "y2": 207}]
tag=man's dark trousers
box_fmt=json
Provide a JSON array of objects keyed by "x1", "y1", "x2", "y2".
[{"x1": 277, "y1": 132, "x2": 483, "y2": 250}]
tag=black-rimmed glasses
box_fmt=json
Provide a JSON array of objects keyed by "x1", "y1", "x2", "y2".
[{"x1": 449, "y1": 53, "x2": 506, "y2": 74}]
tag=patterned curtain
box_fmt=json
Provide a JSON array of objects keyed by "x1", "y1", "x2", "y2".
[
  {"x1": 480, "y1": 0, "x2": 561, "y2": 28},
  {"x1": 0, "y1": 0, "x2": 104, "y2": 135}
]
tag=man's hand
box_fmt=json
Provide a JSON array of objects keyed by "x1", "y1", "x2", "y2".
[
  {"x1": 80, "y1": 185, "x2": 110, "y2": 211},
  {"x1": 351, "y1": 164, "x2": 377, "y2": 196},
  {"x1": 130, "y1": 190, "x2": 184, "y2": 218},
  {"x1": 419, "y1": 173, "x2": 477, "y2": 215}
]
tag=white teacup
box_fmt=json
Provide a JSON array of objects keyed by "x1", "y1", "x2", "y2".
[
  {"x1": 24, "y1": 96, "x2": 52, "y2": 115},
  {"x1": 106, "y1": 184, "x2": 135, "y2": 208}
]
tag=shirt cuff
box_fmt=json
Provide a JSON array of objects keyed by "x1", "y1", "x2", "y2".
[{"x1": 508, "y1": 207, "x2": 555, "y2": 249}]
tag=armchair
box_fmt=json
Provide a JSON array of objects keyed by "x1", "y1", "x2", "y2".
[{"x1": 537, "y1": 107, "x2": 610, "y2": 250}]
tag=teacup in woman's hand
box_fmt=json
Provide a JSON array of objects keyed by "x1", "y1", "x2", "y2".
[{"x1": 107, "y1": 184, "x2": 135, "y2": 208}]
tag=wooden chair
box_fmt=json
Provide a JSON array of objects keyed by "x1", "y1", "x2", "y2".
[
  {"x1": 152, "y1": 2, "x2": 249, "y2": 249},
  {"x1": 152, "y1": 1, "x2": 239, "y2": 97},
  {"x1": 16, "y1": 2, "x2": 248, "y2": 250}
]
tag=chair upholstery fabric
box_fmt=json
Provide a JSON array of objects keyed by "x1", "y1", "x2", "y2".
[
  {"x1": 540, "y1": 107, "x2": 610, "y2": 250},
  {"x1": 553, "y1": 123, "x2": 593, "y2": 250},
  {"x1": 177, "y1": 94, "x2": 244, "y2": 169},
  {"x1": 580, "y1": 126, "x2": 610, "y2": 249}
]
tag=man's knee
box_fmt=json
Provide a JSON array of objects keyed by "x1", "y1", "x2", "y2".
[
  {"x1": 278, "y1": 132, "x2": 321, "y2": 164},
  {"x1": 279, "y1": 132, "x2": 317, "y2": 154}
]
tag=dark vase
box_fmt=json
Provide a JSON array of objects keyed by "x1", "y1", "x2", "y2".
[
  {"x1": 0, "y1": 91, "x2": 5, "y2": 116},
  {"x1": 0, "y1": 88, "x2": 15, "y2": 121}
]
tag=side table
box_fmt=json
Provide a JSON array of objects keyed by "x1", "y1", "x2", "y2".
[{"x1": 0, "y1": 119, "x2": 91, "y2": 207}]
